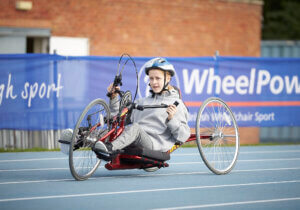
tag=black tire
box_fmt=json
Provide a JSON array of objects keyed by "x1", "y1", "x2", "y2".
[
  {"x1": 69, "y1": 99, "x2": 111, "y2": 180},
  {"x1": 196, "y1": 97, "x2": 239, "y2": 175},
  {"x1": 119, "y1": 91, "x2": 132, "y2": 113}
]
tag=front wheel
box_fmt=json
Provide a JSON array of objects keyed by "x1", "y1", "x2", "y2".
[
  {"x1": 69, "y1": 99, "x2": 111, "y2": 181},
  {"x1": 196, "y1": 97, "x2": 239, "y2": 175}
]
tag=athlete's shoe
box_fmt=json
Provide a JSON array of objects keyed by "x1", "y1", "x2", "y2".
[
  {"x1": 87, "y1": 128, "x2": 109, "y2": 143},
  {"x1": 93, "y1": 141, "x2": 113, "y2": 160},
  {"x1": 58, "y1": 129, "x2": 73, "y2": 155}
]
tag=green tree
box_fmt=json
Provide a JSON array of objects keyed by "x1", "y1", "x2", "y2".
[{"x1": 262, "y1": 0, "x2": 300, "y2": 40}]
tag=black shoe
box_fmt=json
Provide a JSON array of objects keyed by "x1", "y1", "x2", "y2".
[{"x1": 93, "y1": 141, "x2": 113, "y2": 160}]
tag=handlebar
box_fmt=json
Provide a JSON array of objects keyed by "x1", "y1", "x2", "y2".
[
  {"x1": 106, "y1": 75, "x2": 123, "y2": 98},
  {"x1": 132, "y1": 101, "x2": 179, "y2": 111}
]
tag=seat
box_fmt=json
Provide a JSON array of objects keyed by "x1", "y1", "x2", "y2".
[{"x1": 123, "y1": 146, "x2": 170, "y2": 161}]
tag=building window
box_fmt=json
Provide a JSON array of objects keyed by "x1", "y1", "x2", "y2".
[{"x1": 26, "y1": 37, "x2": 49, "y2": 53}]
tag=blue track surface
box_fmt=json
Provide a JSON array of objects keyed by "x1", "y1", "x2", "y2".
[{"x1": 1, "y1": 145, "x2": 300, "y2": 210}]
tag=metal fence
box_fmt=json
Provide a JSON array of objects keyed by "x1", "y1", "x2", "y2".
[
  {"x1": 261, "y1": 41, "x2": 300, "y2": 58},
  {"x1": 0, "y1": 109, "x2": 80, "y2": 150},
  {"x1": 260, "y1": 40, "x2": 300, "y2": 143},
  {"x1": 0, "y1": 130, "x2": 61, "y2": 150}
]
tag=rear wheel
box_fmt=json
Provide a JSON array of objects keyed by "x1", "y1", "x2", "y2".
[
  {"x1": 69, "y1": 99, "x2": 111, "y2": 181},
  {"x1": 196, "y1": 97, "x2": 239, "y2": 175}
]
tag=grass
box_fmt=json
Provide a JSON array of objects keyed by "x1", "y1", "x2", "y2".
[
  {"x1": 0, "y1": 147, "x2": 60, "y2": 153},
  {"x1": 240, "y1": 142, "x2": 300, "y2": 146}
]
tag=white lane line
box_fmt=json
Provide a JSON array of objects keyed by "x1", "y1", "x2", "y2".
[
  {"x1": 0, "y1": 167, "x2": 69, "y2": 172},
  {"x1": 0, "y1": 178, "x2": 76, "y2": 185},
  {"x1": 1, "y1": 167, "x2": 300, "y2": 185},
  {"x1": 171, "y1": 158, "x2": 300, "y2": 165},
  {"x1": 1, "y1": 149, "x2": 300, "y2": 162},
  {"x1": 1, "y1": 157, "x2": 300, "y2": 172},
  {"x1": 239, "y1": 150, "x2": 300, "y2": 154},
  {"x1": 0, "y1": 180, "x2": 300, "y2": 202},
  {"x1": 0, "y1": 157, "x2": 67, "y2": 163},
  {"x1": 154, "y1": 197, "x2": 300, "y2": 210}
]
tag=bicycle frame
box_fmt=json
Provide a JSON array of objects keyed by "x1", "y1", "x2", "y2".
[{"x1": 92, "y1": 106, "x2": 211, "y2": 171}]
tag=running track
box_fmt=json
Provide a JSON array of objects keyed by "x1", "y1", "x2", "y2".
[{"x1": 0, "y1": 145, "x2": 300, "y2": 210}]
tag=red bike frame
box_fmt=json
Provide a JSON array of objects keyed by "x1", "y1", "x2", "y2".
[{"x1": 93, "y1": 106, "x2": 209, "y2": 170}]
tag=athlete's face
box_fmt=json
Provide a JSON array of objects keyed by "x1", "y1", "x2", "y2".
[{"x1": 148, "y1": 69, "x2": 171, "y2": 93}]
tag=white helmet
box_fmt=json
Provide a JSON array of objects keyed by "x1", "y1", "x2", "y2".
[{"x1": 144, "y1": 57, "x2": 175, "y2": 76}]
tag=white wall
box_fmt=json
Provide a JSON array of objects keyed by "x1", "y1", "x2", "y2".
[{"x1": 50, "y1": 36, "x2": 89, "y2": 56}]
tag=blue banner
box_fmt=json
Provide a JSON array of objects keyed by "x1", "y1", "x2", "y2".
[{"x1": 0, "y1": 54, "x2": 299, "y2": 130}]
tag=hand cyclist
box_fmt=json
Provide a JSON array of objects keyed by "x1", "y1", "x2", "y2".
[{"x1": 93, "y1": 57, "x2": 190, "y2": 158}]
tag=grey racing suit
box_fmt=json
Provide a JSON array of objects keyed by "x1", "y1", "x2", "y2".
[{"x1": 109, "y1": 89, "x2": 190, "y2": 152}]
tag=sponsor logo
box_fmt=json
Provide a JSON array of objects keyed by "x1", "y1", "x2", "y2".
[{"x1": 182, "y1": 68, "x2": 300, "y2": 95}]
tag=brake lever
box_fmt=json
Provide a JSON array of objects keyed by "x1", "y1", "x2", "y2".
[{"x1": 107, "y1": 75, "x2": 123, "y2": 97}]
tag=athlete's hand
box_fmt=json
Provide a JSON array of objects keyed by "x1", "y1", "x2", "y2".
[
  {"x1": 107, "y1": 83, "x2": 120, "y2": 99},
  {"x1": 166, "y1": 104, "x2": 177, "y2": 121}
]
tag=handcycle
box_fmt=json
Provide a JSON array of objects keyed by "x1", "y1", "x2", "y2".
[{"x1": 60, "y1": 54, "x2": 240, "y2": 181}]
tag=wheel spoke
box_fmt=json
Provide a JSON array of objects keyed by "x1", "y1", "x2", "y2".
[
  {"x1": 69, "y1": 99, "x2": 110, "y2": 180},
  {"x1": 196, "y1": 97, "x2": 239, "y2": 175}
]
